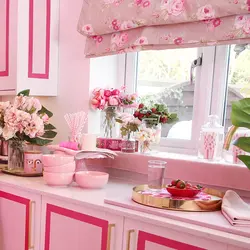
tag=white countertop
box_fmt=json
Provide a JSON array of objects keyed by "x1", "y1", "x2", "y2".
[{"x1": 0, "y1": 173, "x2": 250, "y2": 248}]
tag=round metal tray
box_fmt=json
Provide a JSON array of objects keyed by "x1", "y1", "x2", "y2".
[
  {"x1": 132, "y1": 185, "x2": 224, "y2": 212},
  {"x1": 2, "y1": 167, "x2": 43, "y2": 177}
]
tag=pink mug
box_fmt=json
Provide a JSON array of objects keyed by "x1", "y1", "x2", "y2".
[{"x1": 24, "y1": 151, "x2": 43, "y2": 174}]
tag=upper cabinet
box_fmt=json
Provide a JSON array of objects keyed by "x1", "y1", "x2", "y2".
[{"x1": 0, "y1": 0, "x2": 59, "y2": 96}]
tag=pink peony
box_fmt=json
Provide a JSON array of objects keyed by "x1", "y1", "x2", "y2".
[
  {"x1": 108, "y1": 96, "x2": 120, "y2": 106},
  {"x1": 243, "y1": 18, "x2": 250, "y2": 33},
  {"x1": 134, "y1": 36, "x2": 148, "y2": 45},
  {"x1": 235, "y1": 15, "x2": 248, "y2": 29},
  {"x1": 104, "y1": 89, "x2": 112, "y2": 97},
  {"x1": 166, "y1": 0, "x2": 184, "y2": 16},
  {"x1": 196, "y1": 4, "x2": 215, "y2": 20},
  {"x1": 23, "y1": 97, "x2": 42, "y2": 113},
  {"x1": 24, "y1": 114, "x2": 44, "y2": 138},
  {"x1": 111, "y1": 89, "x2": 120, "y2": 96},
  {"x1": 174, "y1": 37, "x2": 183, "y2": 45}
]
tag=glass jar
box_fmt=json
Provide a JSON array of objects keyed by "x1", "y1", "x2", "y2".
[
  {"x1": 121, "y1": 133, "x2": 136, "y2": 153},
  {"x1": 102, "y1": 106, "x2": 118, "y2": 138},
  {"x1": 8, "y1": 140, "x2": 24, "y2": 171},
  {"x1": 198, "y1": 115, "x2": 224, "y2": 161},
  {"x1": 142, "y1": 118, "x2": 162, "y2": 144}
]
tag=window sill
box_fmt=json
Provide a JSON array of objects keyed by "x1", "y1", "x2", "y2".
[{"x1": 109, "y1": 150, "x2": 250, "y2": 193}]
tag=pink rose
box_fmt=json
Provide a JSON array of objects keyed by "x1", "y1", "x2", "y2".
[
  {"x1": 82, "y1": 24, "x2": 94, "y2": 35},
  {"x1": 143, "y1": 0, "x2": 150, "y2": 7},
  {"x1": 134, "y1": 36, "x2": 148, "y2": 45},
  {"x1": 108, "y1": 96, "x2": 120, "y2": 106},
  {"x1": 174, "y1": 37, "x2": 183, "y2": 45},
  {"x1": 196, "y1": 5, "x2": 215, "y2": 20},
  {"x1": 111, "y1": 89, "x2": 120, "y2": 95},
  {"x1": 235, "y1": 15, "x2": 248, "y2": 29},
  {"x1": 166, "y1": 0, "x2": 184, "y2": 16},
  {"x1": 104, "y1": 89, "x2": 112, "y2": 97},
  {"x1": 212, "y1": 18, "x2": 221, "y2": 27},
  {"x1": 243, "y1": 18, "x2": 250, "y2": 34}
]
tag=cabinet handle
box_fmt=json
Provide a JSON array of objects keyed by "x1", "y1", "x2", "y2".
[
  {"x1": 126, "y1": 229, "x2": 135, "y2": 250},
  {"x1": 29, "y1": 201, "x2": 35, "y2": 249},
  {"x1": 106, "y1": 224, "x2": 115, "y2": 250}
]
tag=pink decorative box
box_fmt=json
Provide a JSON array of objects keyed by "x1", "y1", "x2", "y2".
[{"x1": 96, "y1": 137, "x2": 138, "y2": 152}]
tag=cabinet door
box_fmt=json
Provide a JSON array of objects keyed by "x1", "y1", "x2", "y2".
[
  {"x1": 123, "y1": 218, "x2": 227, "y2": 250},
  {"x1": 0, "y1": 184, "x2": 41, "y2": 250},
  {"x1": 41, "y1": 196, "x2": 123, "y2": 250}
]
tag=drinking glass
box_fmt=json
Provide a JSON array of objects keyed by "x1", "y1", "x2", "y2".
[{"x1": 148, "y1": 160, "x2": 167, "y2": 191}]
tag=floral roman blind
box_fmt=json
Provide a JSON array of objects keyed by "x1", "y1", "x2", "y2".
[{"x1": 78, "y1": 0, "x2": 250, "y2": 58}]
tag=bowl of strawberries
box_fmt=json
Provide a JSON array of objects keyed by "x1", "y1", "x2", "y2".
[{"x1": 166, "y1": 179, "x2": 203, "y2": 198}]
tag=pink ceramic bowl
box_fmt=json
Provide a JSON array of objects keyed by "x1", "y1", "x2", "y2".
[
  {"x1": 75, "y1": 171, "x2": 109, "y2": 189},
  {"x1": 43, "y1": 162, "x2": 76, "y2": 173},
  {"x1": 42, "y1": 154, "x2": 74, "y2": 167},
  {"x1": 43, "y1": 172, "x2": 74, "y2": 186}
]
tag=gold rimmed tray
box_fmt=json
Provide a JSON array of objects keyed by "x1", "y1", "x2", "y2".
[
  {"x1": 132, "y1": 185, "x2": 224, "y2": 212},
  {"x1": 1, "y1": 167, "x2": 43, "y2": 177}
]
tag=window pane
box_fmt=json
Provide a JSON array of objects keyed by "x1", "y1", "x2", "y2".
[
  {"x1": 224, "y1": 44, "x2": 250, "y2": 132},
  {"x1": 136, "y1": 48, "x2": 198, "y2": 140}
]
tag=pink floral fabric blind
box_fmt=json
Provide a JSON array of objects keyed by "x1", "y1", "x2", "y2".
[{"x1": 77, "y1": 0, "x2": 250, "y2": 57}]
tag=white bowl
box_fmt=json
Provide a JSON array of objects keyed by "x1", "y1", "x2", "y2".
[
  {"x1": 42, "y1": 154, "x2": 74, "y2": 167},
  {"x1": 43, "y1": 172, "x2": 74, "y2": 186},
  {"x1": 75, "y1": 171, "x2": 109, "y2": 189},
  {"x1": 43, "y1": 162, "x2": 76, "y2": 173}
]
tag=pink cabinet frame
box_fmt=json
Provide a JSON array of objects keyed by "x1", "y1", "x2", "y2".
[
  {"x1": 0, "y1": 0, "x2": 9, "y2": 77},
  {"x1": 137, "y1": 231, "x2": 205, "y2": 250},
  {"x1": 0, "y1": 190, "x2": 30, "y2": 250},
  {"x1": 44, "y1": 203, "x2": 109, "y2": 250}
]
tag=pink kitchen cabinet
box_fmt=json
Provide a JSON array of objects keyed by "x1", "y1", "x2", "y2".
[
  {"x1": 40, "y1": 196, "x2": 124, "y2": 250},
  {"x1": 0, "y1": 184, "x2": 41, "y2": 250},
  {"x1": 123, "y1": 218, "x2": 228, "y2": 250},
  {"x1": 0, "y1": 0, "x2": 59, "y2": 96}
]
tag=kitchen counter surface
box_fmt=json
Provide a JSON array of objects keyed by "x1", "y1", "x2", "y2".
[{"x1": 0, "y1": 173, "x2": 250, "y2": 248}]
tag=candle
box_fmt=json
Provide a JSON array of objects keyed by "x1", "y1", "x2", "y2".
[{"x1": 81, "y1": 134, "x2": 97, "y2": 151}]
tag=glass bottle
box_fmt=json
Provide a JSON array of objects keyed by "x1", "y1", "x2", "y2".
[{"x1": 198, "y1": 115, "x2": 224, "y2": 161}]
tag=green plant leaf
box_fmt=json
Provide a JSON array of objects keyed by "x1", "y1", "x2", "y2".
[
  {"x1": 169, "y1": 113, "x2": 178, "y2": 119},
  {"x1": 231, "y1": 98, "x2": 250, "y2": 129},
  {"x1": 38, "y1": 106, "x2": 53, "y2": 118},
  {"x1": 237, "y1": 155, "x2": 250, "y2": 170},
  {"x1": 41, "y1": 130, "x2": 57, "y2": 139},
  {"x1": 233, "y1": 137, "x2": 250, "y2": 153},
  {"x1": 24, "y1": 136, "x2": 53, "y2": 146},
  {"x1": 18, "y1": 89, "x2": 30, "y2": 96},
  {"x1": 44, "y1": 124, "x2": 56, "y2": 130}
]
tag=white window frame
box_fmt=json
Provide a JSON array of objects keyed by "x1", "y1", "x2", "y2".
[{"x1": 118, "y1": 45, "x2": 234, "y2": 154}]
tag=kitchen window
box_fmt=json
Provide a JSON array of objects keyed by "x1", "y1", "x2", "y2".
[{"x1": 118, "y1": 44, "x2": 250, "y2": 153}]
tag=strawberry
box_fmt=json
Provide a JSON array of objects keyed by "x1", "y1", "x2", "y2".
[
  {"x1": 133, "y1": 111, "x2": 139, "y2": 117},
  {"x1": 151, "y1": 108, "x2": 157, "y2": 113},
  {"x1": 138, "y1": 113, "x2": 144, "y2": 120},
  {"x1": 185, "y1": 182, "x2": 193, "y2": 189},
  {"x1": 176, "y1": 180, "x2": 186, "y2": 189},
  {"x1": 138, "y1": 103, "x2": 144, "y2": 109},
  {"x1": 171, "y1": 179, "x2": 180, "y2": 186}
]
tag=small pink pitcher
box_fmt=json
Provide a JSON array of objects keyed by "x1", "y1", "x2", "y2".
[{"x1": 24, "y1": 151, "x2": 43, "y2": 174}]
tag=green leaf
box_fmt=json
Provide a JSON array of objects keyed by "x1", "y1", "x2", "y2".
[
  {"x1": 237, "y1": 155, "x2": 250, "y2": 170},
  {"x1": 44, "y1": 124, "x2": 56, "y2": 130},
  {"x1": 169, "y1": 113, "x2": 178, "y2": 119},
  {"x1": 233, "y1": 137, "x2": 250, "y2": 153},
  {"x1": 25, "y1": 137, "x2": 53, "y2": 146},
  {"x1": 41, "y1": 130, "x2": 57, "y2": 139},
  {"x1": 231, "y1": 98, "x2": 250, "y2": 129},
  {"x1": 18, "y1": 89, "x2": 30, "y2": 96},
  {"x1": 38, "y1": 106, "x2": 53, "y2": 118}
]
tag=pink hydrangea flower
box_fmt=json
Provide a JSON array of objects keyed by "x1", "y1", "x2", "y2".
[{"x1": 196, "y1": 4, "x2": 215, "y2": 20}]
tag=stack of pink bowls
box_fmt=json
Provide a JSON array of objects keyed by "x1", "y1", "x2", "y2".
[{"x1": 42, "y1": 155, "x2": 75, "y2": 186}]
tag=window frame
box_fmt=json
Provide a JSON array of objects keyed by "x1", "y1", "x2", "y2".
[{"x1": 118, "y1": 46, "x2": 225, "y2": 153}]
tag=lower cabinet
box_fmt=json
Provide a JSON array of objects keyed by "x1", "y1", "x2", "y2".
[
  {"x1": 40, "y1": 196, "x2": 123, "y2": 250},
  {"x1": 122, "y1": 218, "x2": 228, "y2": 250},
  {"x1": 0, "y1": 185, "x2": 41, "y2": 250}
]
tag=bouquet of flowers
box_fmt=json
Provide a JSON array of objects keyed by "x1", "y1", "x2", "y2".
[
  {"x1": 133, "y1": 103, "x2": 178, "y2": 126},
  {"x1": 116, "y1": 113, "x2": 141, "y2": 139},
  {"x1": 135, "y1": 124, "x2": 156, "y2": 153},
  {"x1": 0, "y1": 89, "x2": 56, "y2": 170}
]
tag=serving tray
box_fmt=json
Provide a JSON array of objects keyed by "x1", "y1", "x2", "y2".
[
  {"x1": 1, "y1": 167, "x2": 43, "y2": 177},
  {"x1": 132, "y1": 185, "x2": 224, "y2": 212}
]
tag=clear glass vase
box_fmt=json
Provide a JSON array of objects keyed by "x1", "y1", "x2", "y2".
[
  {"x1": 102, "y1": 106, "x2": 117, "y2": 138},
  {"x1": 121, "y1": 134, "x2": 136, "y2": 153},
  {"x1": 8, "y1": 140, "x2": 24, "y2": 171},
  {"x1": 143, "y1": 119, "x2": 162, "y2": 144},
  {"x1": 139, "y1": 141, "x2": 151, "y2": 154}
]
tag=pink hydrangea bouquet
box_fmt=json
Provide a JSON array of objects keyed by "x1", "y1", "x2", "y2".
[{"x1": 0, "y1": 89, "x2": 56, "y2": 170}]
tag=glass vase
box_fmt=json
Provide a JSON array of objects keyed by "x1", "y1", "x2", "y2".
[
  {"x1": 140, "y1": 141, "x2": 151, "y2": 154},
  {"x1": 8, "y1": 140, "x2": 24, "y2": 171},
  {"x1": 121, "y1": 134, "x2": 136, "y2": 153},
  {"x1": 143, "y1": 119, "x2": 162, "y2": 144},
  {"x1": 102, "y1": 106, "x2": 117, "y2": 138}
]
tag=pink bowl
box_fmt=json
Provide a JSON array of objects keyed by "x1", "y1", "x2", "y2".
[
  {"x1": 75, "y1": 171, "x2": 109, "y2": 189},
  {"x1": 42, "y1": 154, "x2": 74, "y2": 167},
  {"x1": 43, "y1": 172, "x2": 74, "y2": 186},
  {"x1": 43, "y1": 162, "x2": 76, "y2": 173}
]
